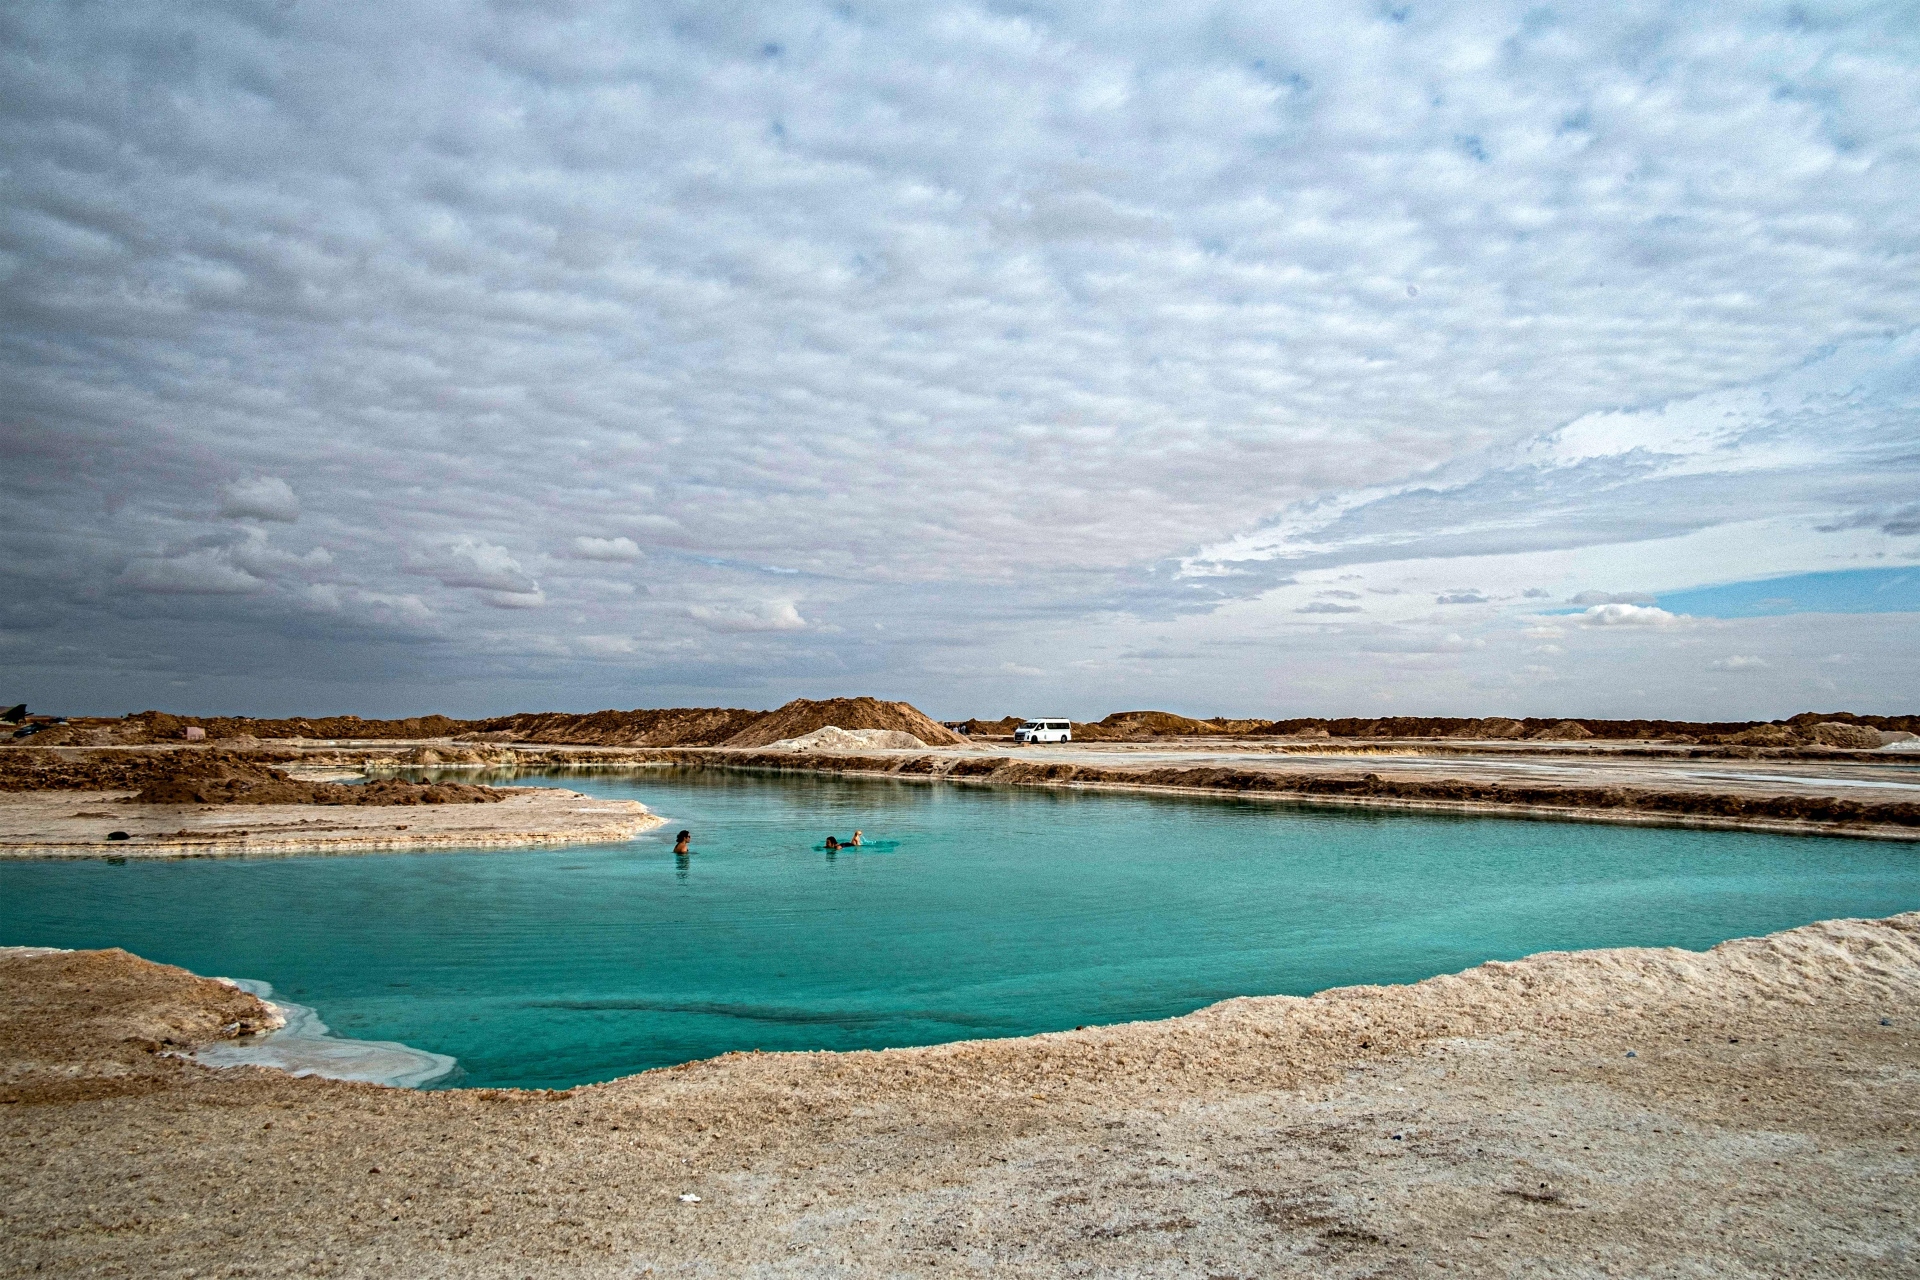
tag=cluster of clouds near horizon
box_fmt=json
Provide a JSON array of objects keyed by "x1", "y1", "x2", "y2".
[{"x1": 2, "y1": 0, "x2": 1916, "y2": 721}]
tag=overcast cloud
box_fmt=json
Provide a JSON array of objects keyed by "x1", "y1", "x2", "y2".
[{"x1": 1, "y1": 0, "x2": 1915, "y2": 719}]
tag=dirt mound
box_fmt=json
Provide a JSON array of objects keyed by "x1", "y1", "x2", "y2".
[
  {"x1": 1074, "y1": 711, "x2": 1229, "y2": 740},
  {"x1": 950, "y1": 717, "x2": 1022, "y2": 738},
  {"x1": 1723, "y1": 725, "x2": 1801, "y2": 747},
  {"x1": 1806, "y1": 721, "x2": 1884, "y2": 749},
  {"x1": 1448, "y1": 717, "x2": 1528, "y2": 739},
  {"x1": 484, "y1": 707, "x2": 763, "y2": 747},
  {"x1": 723, "y1": 698, "x2": 965, "y2": 748},
  {"x1": 1531, "y1": 720, "x2": 1594, "y2": 741}
]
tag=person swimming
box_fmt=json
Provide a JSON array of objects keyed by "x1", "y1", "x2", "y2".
[
  {"x1": 824, "y1": 835, "x2": 841, "y2": 851},
  {"x1": 673, "y1": 830, "x2": 691, "y2": 855}
]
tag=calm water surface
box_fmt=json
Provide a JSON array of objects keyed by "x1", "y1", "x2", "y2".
[{"x1": 3, "y1": 767, "x2": 1917, "y2": 1089}]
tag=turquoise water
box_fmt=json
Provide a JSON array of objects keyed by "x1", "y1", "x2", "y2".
[{"x1": 3, "y1": 767, "x2": 1917, "y2": 1090}]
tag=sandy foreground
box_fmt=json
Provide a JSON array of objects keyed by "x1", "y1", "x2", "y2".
[
  {"x1": 2, "y1": 916, "x2": 1916, "y2": 1278},
  {"x1": 0, "y1": 787, "x2": 660, "y2": 858}
]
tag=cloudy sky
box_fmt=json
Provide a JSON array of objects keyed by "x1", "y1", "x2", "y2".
[{"x1": 3, "y1": 0, "x2": 1915, "y2": 720}]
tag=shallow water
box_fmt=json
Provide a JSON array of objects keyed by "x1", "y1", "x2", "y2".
[{"x1": 3, "y1": 767, "x2": 1917, "y2": 1090}]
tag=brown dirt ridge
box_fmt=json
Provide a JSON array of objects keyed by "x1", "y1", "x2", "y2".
[
  {"x1": 0, "y1": 749, "x2": 505, "y2": 805},
  {"x1": 12, "y1": 701, "x2": 1914, "y2": 749}
]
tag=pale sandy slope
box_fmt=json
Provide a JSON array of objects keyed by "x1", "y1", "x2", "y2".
[
  {"x1": 0, "y1": 786, "x2": 659, "y2": 857},
  {"x1": 2, "y1": 915, "x2": 1916, "y2": 1277}
]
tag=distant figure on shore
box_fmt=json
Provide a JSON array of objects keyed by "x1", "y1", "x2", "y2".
[{"x1": 673, "y1": 830, "x2": 691, "y2": 855}]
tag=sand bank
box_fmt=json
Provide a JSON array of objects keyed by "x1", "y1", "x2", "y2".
[
  {"x1": 2, "y1": 915, "x2": 1916, "y2": 1276},
  {"x1": 15, "y1": 739, "x2": 1919, "y2": 840},
  {"x1": 497, "y1": 741, "x2": 1920, "y2": 841},
  {"x1": 0, "y1": 786, "x2": 660, "y2": 858}
]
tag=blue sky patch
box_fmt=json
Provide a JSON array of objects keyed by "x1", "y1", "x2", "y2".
[{"x1": 1656, "y1": 567, "x2": 1920, "y2": 618}]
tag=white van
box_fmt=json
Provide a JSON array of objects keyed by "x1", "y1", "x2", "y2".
[{"x1": 1015, "y1": 718, "x2": 1072, "y2": 745}]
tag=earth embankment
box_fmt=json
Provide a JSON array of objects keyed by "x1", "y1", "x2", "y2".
[{"x1": 0, "y1": 749, "x2": 504, "y2": 805}]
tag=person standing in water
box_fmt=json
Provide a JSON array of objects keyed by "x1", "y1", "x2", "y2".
[{"x1": 673, "y1": 830, "x2": 691, "y2": 855}]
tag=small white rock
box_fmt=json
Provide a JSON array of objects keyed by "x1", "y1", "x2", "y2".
[{"x1": 678, "y1": 1193, "x2": 701, "y2": 1204}]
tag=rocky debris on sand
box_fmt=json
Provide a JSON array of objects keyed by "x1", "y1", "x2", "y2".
[
  {"x1": 0, "y1": 947, "x2": 278, "y2": 1084},
  {"x1": 722, "y1": 697, "x2": 964, "y2": 748},
  {"x1": 767, "y1": 727, "x2": 929, "y2": 751}
]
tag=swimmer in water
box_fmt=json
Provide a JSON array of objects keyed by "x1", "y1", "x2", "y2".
[
  {"x1": 848, "y1": 830, "x2": 863, "y2": 846},
  {"x1": 673, "y1": 830, "x2": 691, "y2": 855},
  {"x1": 824, "y1": 835, "x2": 841, "y2": 851}
]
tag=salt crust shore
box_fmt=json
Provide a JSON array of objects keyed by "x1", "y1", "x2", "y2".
[
  {"x1": 353, "y1": 737, "x2": 1920, "y2": 840},
  {"x1": 0, "y1": 786, "x2": 660, "y2": 858},
  {"x1": 3, "y1": 916, "x2": 1916, "y2": 1277}
]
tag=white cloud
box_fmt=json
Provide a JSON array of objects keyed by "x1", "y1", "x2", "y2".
[
  {"x1": 1710, "y1": 655, "x2": 1768, "y2": 670},
  {"x1": 301, "y1": 585, "x2": 435, "y2": 628},
  {"x1": 576, "y1": 634, "x2": 639, "y2": 656},
  {"x1": 483, "y1": 589, "x2": 547, "y2": 610},
  {"x1": 218, "y1": 477, "x2": 300, "y2": 523},
  {"x1": 570, "y1": 537, "x2": 643, "y2": 562},
  {"x1": 113, "y1": 528, "x2": 331, "y2": 595},
  {"x1": 117, "y1": 550, "x2": 266, "y2": 595},
  {"x1": 1569, "y1": 591, "x2": 1656, "y2": 606},
  {"x1": 406, "y1": 540, "x2": 539, "y2": 595},
  {"x1": 1576, "y1": 603, "x2": 1685, "y2": 627},
  {"x1": 687, "y1": 600, "x2": 807, "y2": 633}
]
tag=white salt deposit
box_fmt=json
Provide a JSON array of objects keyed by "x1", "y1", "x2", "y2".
[
  {"x1": 196, "y1": 978, "x2": 457, "y2": 1089},
  {"x1": 766, "y1": 726, "x2": 928, "y2": 751}
]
